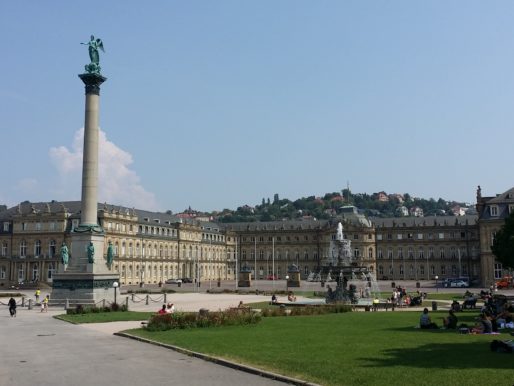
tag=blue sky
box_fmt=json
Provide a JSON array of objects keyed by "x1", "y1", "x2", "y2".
[{"x1": 1, "y1": 1, "x2": 513, "y2": 213}]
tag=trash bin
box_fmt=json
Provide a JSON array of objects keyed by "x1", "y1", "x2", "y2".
[
  {"x1": 432, "y1": 301, "x2": 437, "y2": 311},
  {"x1": 416, "y1": 282, "x2": 420, "y2": 289},
  {"x1": 391, "y1": 281, "x2": 396, "y2": 288},
  {"x1": 321, "y1": 281, "x2": 325, "y2": 288},
  {"x1": 178, "y1": 282, "x2": 181, "y2": 288}
]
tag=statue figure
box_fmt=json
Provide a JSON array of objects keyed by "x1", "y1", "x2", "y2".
[
  {"x1": 61, "y1": 242, "x2": 69, "y2": 269},
  {"x1": 106, "y1": 241, "x2": 114, "y2": 268},
  {"x1": 87, "y1": 242, "x2": 95, "y2": 264},
  {"x1": 81, "y1": 35, "x2": 105, "y2": 74}
]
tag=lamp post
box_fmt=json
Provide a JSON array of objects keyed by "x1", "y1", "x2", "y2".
[
  {"x1": 113, "y1": 281, "x2": 119, "y2": 305},
  {"x1": 286, "y1": 275, "x2": 289, "y2": 293},
  {"x1": 435, "y1": 275, "x2": 439, "y2": 293}
]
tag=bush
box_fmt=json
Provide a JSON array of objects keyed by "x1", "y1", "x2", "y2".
[
  {"x1": 146, "y1": 309, "x2": 262, "y2": 331},
  {"x1": 66, "y1": 303, "x2": 128, "y2": 315}
]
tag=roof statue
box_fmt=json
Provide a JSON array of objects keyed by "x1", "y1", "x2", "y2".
[{"x1": 81, "y1": 35, "x2": 105, "y2": 75}]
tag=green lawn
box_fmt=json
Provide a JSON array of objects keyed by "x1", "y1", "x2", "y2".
[
  {"x1": 125, "y1": 311, "x2": 514, "y2": 386},
  {"x1": 55, "y1": 311, "x2": 155, "y2": 324}
]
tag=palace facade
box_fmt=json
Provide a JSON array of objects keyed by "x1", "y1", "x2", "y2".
[{"x1": 0, "y1": 186, "x2": 512, "y2": 288}]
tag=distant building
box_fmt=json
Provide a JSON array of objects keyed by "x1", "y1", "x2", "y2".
[
  {"x1": 376, "y1": 191, "x2": 389, "y2": 202},
  {"x1": 396, "y1": 206, "x2": 409, "y2": 217},
  {"x1": 410, "y1": 207, "x2": 424, "y2": 217},
  {"x1": 476, "y1": 186, "x2": 514, "y2": 286}
]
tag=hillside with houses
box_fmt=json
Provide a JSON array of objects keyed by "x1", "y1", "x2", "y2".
[{"x1": 173, "y1": 190, "x2": 473, "y2": 223}]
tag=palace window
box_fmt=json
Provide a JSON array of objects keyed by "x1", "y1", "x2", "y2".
[
  {"x1": 46, "y1": 262, "x2": 54, "y2": 278},
  {"x1": 20, "y1": 240, "x2": 27, "y2": 257},
  {"x1": 32, "y1": 264, "x2": 39, "y2": 281},
  {"x1": 418, "y1": 248, "x2": 424, "y2": 259},
  {"x1": 49, "y1": 240, "x2": 56, "y2": 257},
  {"x1": 3, "y1": 222, "x2": 9, "y2": 231},
  {"x1": 398, "y1": 247, "x2": 403, "y2": 259},
  {"x1": 1, "y1": 242, "x2": 7, "y2": 257},
  {"x1": 378, "y1": 265, "x2": 384, "y2": 275},
  {"x1": 34, "y1": 240, "x2": 41, "y2": 257},
  {"x1": 0, "y1": 266, "x2": 5, "y2": 279},
  {"x1": 490, "y1": 206, "x2": 499, "y2": 216},
  {"x1": 387, "y1": 249, "x2": 393, "y2": 259},
  {"x1": 378, "y1": 249, "x2": 383, "y2": 259},
  {"x1": 439, "y1": 248, "x2": 445, "y2": 259},
  {"x1": 368, "y1": 248, "x2": 373, "y2": 259},
  {"x1": 494, "y1": 263, "x2": 503, "y2": 279},
  {"x1": 408, "y1": 248, "x2": 414, "y2": 259}
]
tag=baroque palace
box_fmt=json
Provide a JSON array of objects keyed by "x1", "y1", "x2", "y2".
[{"x1": 0, "y1": 186, "x2": 512, "y2": 288}]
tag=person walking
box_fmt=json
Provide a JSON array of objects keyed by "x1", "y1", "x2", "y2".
[
  {"x1": 35, "y1": 288, "x2": 41, "y2": 303},
  {"x1": 41, "y1": 295, "x2": 49, "y2": 312},
  {"x1": 8, "y1": 297, "x2": 17, "y2": 317}
]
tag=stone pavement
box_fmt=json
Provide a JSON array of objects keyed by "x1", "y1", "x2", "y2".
[{"x1": 0, "y1": 297, "x2": 289, "y2": 386}]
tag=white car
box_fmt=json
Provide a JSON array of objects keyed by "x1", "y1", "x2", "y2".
[
  {"x1": 165, "y1": 278, "x2": 182, "y2": 284},
  {"x1": 450, "y1": 280, "x2": 468, "y2": 288}
]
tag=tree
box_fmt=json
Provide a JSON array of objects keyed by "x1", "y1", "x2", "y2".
[{"x1": 492, "y1": 213, "x2": 514, "y2": 269}]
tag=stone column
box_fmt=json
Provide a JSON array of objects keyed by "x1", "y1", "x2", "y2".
[{"x1": 78, "y1": 73, "x2": 106, "y2": 229}]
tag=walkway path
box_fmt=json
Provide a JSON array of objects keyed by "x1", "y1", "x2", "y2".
[{"x1": 0, "y1": 300, "x2": 287, "y2": 386}]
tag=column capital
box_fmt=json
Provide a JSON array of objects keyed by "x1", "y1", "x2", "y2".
[{"x1": 78, "y1": 73, "x2": 107, "y2": 95}]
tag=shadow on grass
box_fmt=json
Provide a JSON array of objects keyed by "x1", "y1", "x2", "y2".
[{"x1": 360, "y1": 341, "x2": 513, "y2": 370}]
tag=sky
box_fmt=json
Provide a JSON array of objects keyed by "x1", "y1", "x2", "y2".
[{"x1": 1, "y1": 1, "x2": 514, "y2": 213}]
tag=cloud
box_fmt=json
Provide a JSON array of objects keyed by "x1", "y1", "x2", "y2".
[{"x1": 49, "y1": 128, "x2": 159, "y2": 211}]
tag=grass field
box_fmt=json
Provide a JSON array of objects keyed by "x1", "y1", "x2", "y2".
[{"x1": 126, "y1": 311, "x2": 514, "y2": 386}]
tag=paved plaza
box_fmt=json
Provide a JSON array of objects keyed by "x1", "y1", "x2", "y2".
[{"x1": 0, "y1": 299, "x2": 286, "y2": 386}]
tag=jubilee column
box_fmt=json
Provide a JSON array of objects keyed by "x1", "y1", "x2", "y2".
[{"x1": 52, "y1": 36, "x2": 119, "y2": 304}]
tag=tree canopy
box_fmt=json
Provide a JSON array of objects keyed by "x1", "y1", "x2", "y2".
[{"x1": 492, "y1": 212, "x2": 514, "y2": 269}]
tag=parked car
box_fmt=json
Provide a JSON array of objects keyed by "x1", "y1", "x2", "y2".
[
  {"x1": 165, "y1": 278, "x2": 182, "y2": 284},
  {"x1": 180, "y1": 277, "x2": 193, "y2": 283},
  {"x1": 496, "y1": 276, "x2": 512, "y2": 289},
  {"x1": 450, "y1": 280, "x2": 469, "y2": 288},
  {"x1": 266, "y1": 274, "x2": 278, "y2": 280}
]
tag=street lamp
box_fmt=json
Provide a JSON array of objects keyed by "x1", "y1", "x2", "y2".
[
  {"x1": 434, "y1": 275, "x2": 439, "y2": 293},
  {"x1": 113, "y1": 281, "x2": 119, "y2": 305},
  {"x1": 286, "y1": 275, "x2": 289, "y2": 293}
]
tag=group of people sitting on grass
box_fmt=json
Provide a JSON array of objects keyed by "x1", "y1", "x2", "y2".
[
  {"x1": 419, "y1": 308, "x2": 457, "y2": 330},
  {"x1": 157, "y1": 302, "x2": 175, "y2": 315},
  {"x1": 419, "y1": 297, "x2": 514, "y2": 333}
]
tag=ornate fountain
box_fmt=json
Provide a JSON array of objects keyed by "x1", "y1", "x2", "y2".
[{"x1": 323, "y1": 222, "x2": 378, "y2": 304}]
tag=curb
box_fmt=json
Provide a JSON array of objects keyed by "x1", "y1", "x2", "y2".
[{"x1": 114, "y1": 331, "x2": 320, "y2": 386}]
